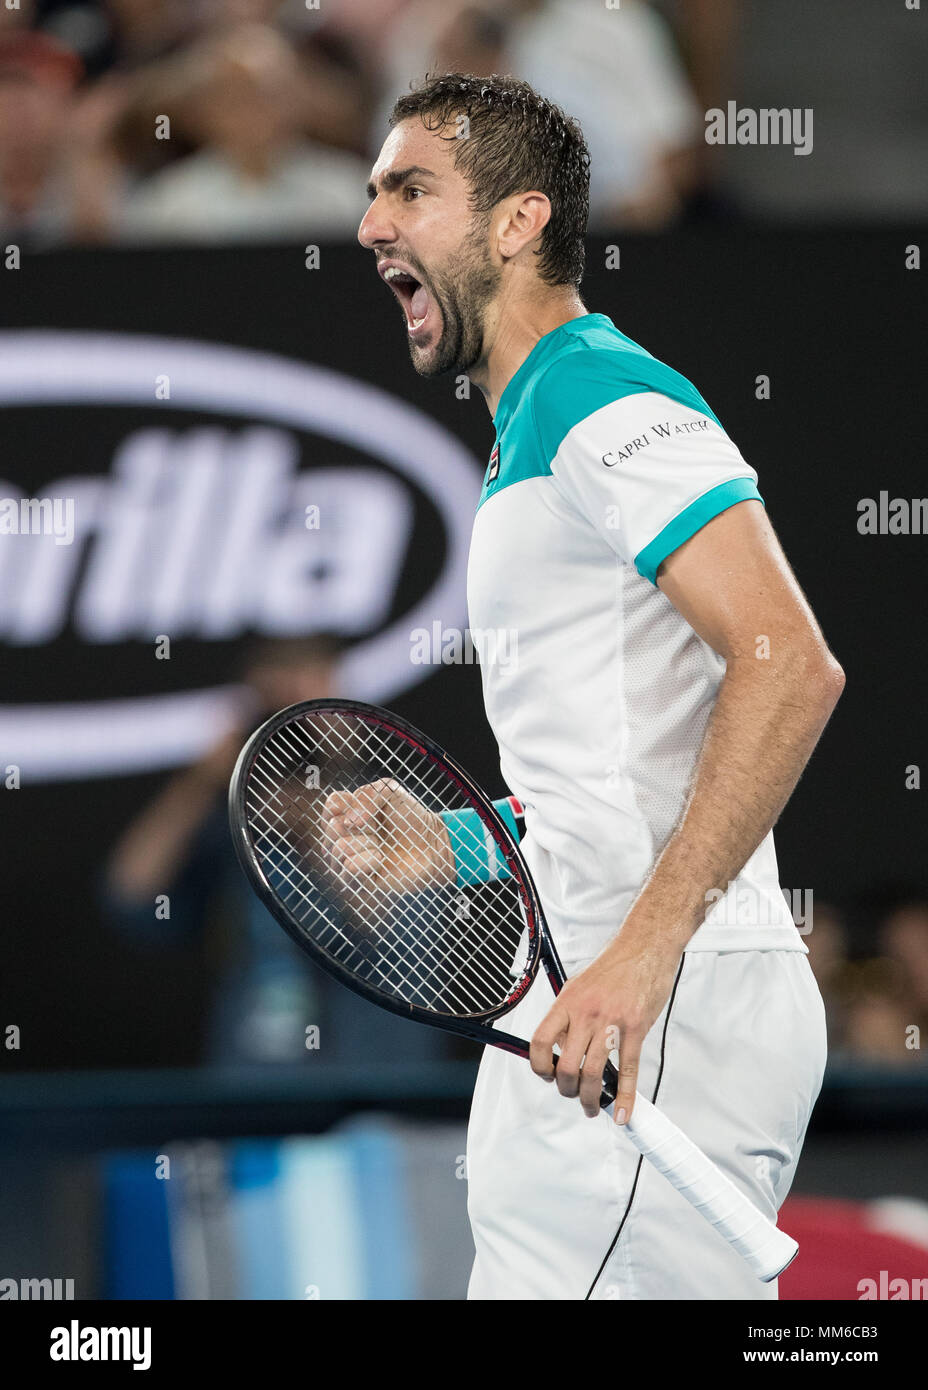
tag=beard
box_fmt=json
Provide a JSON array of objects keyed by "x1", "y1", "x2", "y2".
[{"x1": 407, "y1": 220, "x2": 501, "y2": 378}]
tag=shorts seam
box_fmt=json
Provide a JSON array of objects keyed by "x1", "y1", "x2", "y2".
[{"x1": 584, "y1": 953, "x2": 687, "y2": 1300}]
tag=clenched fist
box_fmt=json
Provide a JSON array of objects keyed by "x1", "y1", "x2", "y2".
[{"x1": 321, "y1": 778, "x2": 455, "y2": 897}]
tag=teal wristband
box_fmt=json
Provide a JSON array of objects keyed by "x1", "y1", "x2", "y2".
[{"x1": 439, "y1": 798, "x2": 519, "y2": 887}]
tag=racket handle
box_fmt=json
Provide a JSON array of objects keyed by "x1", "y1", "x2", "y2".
[{"x1": 623, "y1": 1093, "x2": 798, "y2": 1283}]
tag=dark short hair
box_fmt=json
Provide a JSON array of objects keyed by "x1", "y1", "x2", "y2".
[{"x1": 390, "y1": 72, "x2": 590, "y2": 289}]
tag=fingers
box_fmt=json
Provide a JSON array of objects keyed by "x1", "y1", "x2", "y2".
[
  {"x1": 322, "y1": 779, "x2": 450, "y2": 894},
  {"x1": 322, "y1": 780, "x2": 393, "y2": 844},
  {"x1": 321, "y1": 786, "x2": 389, "y2": 881},
  {"x1": 612, "y1": 1029, "x2": 643, "y2": 1125},
  {"x1": 321, "y1": 789, "x2": 360, "y2": 841},
  {"x1": 322, "y1": 780, "x2": 396, "y2": 837},
  {"x1": 529, "y1": 1004, "x2": 569, "y2": 1082},
  {"x1": 578, "y1": 1030, "x2": 611, "y2": 1119},
  {"x1": 552, "y1": 1031, "x2": 590, "y2": 1101},
  {"x1": 531, "y1": 1002, "x2": 644, "y2": 1124},
  {"x1": 329, "y1": 836, "x2": 383, "y2": 880},
  {"x1": 531, "y1": 1008, "x2": 602, "y2": 1111}
]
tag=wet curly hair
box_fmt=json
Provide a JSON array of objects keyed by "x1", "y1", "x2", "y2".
[{"x1": 390, "y1": 72, "x2": 591, "y2": 289}]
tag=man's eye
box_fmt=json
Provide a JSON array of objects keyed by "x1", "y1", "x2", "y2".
[{"x1": 403, "y1": 186, "x2": 424, "y2": 200}]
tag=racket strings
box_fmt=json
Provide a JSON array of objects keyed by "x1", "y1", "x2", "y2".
[
  {"x1": 246, "y1": 776, "x2": 505, "y2": 1015},
  {"x1": 251, "y1": 729, "x2": 525, "y2": 1004},
  {"x1": 250, "y1": 736, "x2": 524, "y2": 1015},
  {"x1": 241, "y1": 711, "x2": 532, "y2": 1017},
  {"x1": 248, "y1": 738, "x2": 522, "y2": 1015}
]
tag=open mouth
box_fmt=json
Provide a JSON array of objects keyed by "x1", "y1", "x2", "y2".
[{"x1": 380, "y1": 264, "x2": 432, "y2": 335}]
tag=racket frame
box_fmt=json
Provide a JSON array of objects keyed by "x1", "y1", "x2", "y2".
[{"x1": 229, "y1": 697, "x2": 553, "y2": 1056}]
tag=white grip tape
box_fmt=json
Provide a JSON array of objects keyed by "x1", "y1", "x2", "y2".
[{"x1": 625, "y1": 1094, "x2": 799, "y2": 1283}]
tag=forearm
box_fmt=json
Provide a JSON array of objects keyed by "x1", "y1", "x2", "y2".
[
  {"x1": 106, "y1": 766, "x2": 220, "y2": 901},
  {"x1": 608, "y1": 650, "x2": 844, "y2": 958}
]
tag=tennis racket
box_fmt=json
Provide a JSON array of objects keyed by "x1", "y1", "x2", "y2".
[{"x1": 228, "y1": 697, "x2": 797, "y2": 1284}]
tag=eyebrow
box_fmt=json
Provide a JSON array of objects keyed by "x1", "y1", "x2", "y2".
[{"x1": 365, "y1": 166, "x2": 439, "y2": 201}]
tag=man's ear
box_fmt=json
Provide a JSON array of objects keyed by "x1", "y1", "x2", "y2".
[{"x1": 496, "y1": 191, "x2": 552, "y2": 262}]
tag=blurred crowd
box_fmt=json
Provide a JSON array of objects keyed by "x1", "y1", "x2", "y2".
[
  {"x1": 807, "y1": 889, "x2": 928, "y2": 1071},
  {"x1": 2, "y1": 0, "x2": 926, "y2": 249}
]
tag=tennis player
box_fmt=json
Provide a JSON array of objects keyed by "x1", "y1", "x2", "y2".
[{"x1": 358, "y1": 74, "x2": 844, "y2": 1300}]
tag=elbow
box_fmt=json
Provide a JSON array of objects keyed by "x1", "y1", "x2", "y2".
[
  {"x1": 816, "y1": 651, "x2": 846, "y2": 715},
  {"x1": 826, "y1": 652, "x2": 846, "y2": 699}
]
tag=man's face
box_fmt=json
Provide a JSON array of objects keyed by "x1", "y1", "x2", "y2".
[{"x1": 358, "y1": 118, "x2": 501, "y2": 377}]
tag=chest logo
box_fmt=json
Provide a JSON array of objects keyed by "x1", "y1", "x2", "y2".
[{"x1": 487, "y1": 442, "x2": 500, "y2": 483}]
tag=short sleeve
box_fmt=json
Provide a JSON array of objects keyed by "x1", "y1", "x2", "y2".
[{"x1": 543, "y1": 387, "x2": 763, "y2": 584}]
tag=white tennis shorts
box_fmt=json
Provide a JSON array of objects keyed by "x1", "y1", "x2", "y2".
[{"x1": 466, "y1": 948, "x2": 827, "y2": 1300}]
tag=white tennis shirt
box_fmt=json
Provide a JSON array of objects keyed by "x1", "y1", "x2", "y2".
[{"x1": 466, "y1": 312, "x2": 806, "y2": 964}]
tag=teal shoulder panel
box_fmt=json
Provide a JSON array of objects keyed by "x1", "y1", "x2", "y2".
[
  {"x1": 531, "y1": 337, "x2": 722, "y2": 464},
  {"x1": 477, "y1": 396, "x2": 549, "y2": 512},
  {"x1": 478, "y1": 316, "x2": 722, "y2": 511}
]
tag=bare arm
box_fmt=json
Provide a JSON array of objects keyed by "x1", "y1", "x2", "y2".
[
  {"x1": 627, "y1": 499, "x2": 843, "y2": 951},
  {"x1": 530, "y1": 500, "x2": 845, "y2": 1119},
  {"x1": 105, "y1": 729, "x2": 243, "y2": 903}
]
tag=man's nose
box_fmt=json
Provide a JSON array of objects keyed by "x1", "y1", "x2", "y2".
[{"x1": 358, "y1": 201, "x2": 393, "y2": 250}]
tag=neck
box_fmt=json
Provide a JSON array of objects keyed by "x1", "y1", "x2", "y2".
[{"x1": 469, "y1": 286, "x2": 588, "y2": 418}]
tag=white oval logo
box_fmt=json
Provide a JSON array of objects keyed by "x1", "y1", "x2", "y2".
[{"x1": 0, "y1": 331, "x2": 480, "y2": 780}]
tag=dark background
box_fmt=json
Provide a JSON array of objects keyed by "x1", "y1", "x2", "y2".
[{"x1": 1, "y1": 230, "x2": 925, "y2": 1070}]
